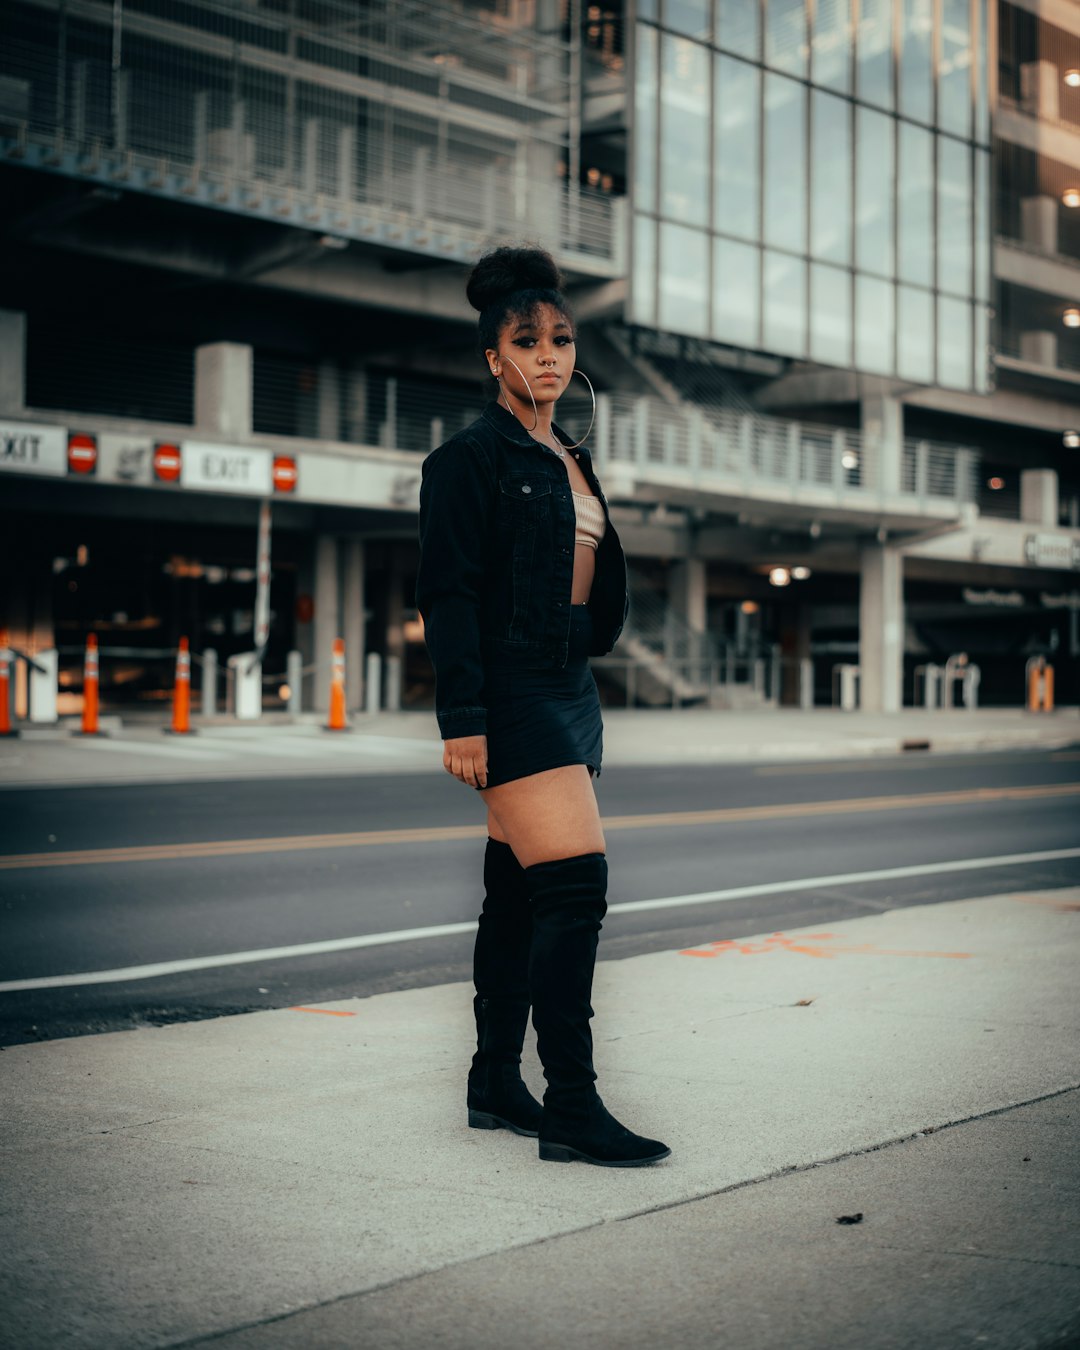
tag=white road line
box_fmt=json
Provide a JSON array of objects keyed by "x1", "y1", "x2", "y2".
[{"x1": 3, "y1": 846, "x2": 1078, "y2": 994}]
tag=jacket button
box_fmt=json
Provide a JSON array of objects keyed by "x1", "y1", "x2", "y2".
[{"x1": 521, "y1": 485, "x2": 532, "y2": 494}]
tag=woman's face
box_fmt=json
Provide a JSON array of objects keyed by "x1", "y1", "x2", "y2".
[{"x1": 485, "y1": 302, "x2": 576, "y2": 414}]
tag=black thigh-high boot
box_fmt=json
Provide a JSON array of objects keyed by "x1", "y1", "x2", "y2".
[
  {"x1": 526, "y1": 852, "x2": 670, "y2": 1167},
  {"x1": 467, "y1": 838, "x2": 543, "y2": 1137}
]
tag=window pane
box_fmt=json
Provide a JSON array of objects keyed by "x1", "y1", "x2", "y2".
[
  {"x1": 638, "y1": 0, "x2": 658, "y2": 19},
  {"x1": 634, "y1": 24, "x2": 658, "y2": 214},
  {"x1": 897, "y1": 285, "x2": 934, "y2": 382},
  {"x1": 975, "y1": 0, "x2": 989, "y2": 143},
  {"x1": 659, "y1": 223, "x2": 709, "y2": 335},
  {"x1": 660, "y1": 34, "x2": 710, "y2": 227},
  {"x1": 897, "y1": 122, "x2": 933, "y2": 286},
  {"x1": 715, "y1": 55, "x2": 760, "y2": 241},
  {"x1": 939, "y1": 0, "x2": 972, "y2": 139},
  {"x1": 938, "y1": 294, "x2": 972, "y2": 388},
  {"x1": 665, "y1": 0, "x2": 710, "y2": 40},
  {"x1": 811, "y1": 90, "x2": 851, "y2": 263},
  {"x1": 763, "y1": 73, "x2": 806, "y2": 254},
  {"x1": 899, "y1": 0, "x2": 933, "y2": 123},
  {"x1": 974, "y1": 303, "x2": 991, "y2": 393},
  {"x1": 717, "y1": 0, "x2": 760, "y2": 60},
  {"x1": 974, "y1": 148, "x2": 990, "y2": 303},
  {"x1": 766, "y1": 0, "x2": 807, "y2": 78},
  {"x1": 810, "y1": 263, "x2": 852, "y2": 365},
  {"x1": 632, "y1": 215, "x2": 658, "y2": 326},
  {"x1": 812, "y1": 0, "x2": 852, "y2": 93},
  {"x1": 713, "y1": 237, "x2": 760, "y2": 346},
  {"x1": 856, "y1": 0, "x2": 893, "y2": 110},
  {"x1": 855, "y1": 106, "x2": 894, "y2": 277},
  {"x1": 855, "y1": 275, "x2": 895, "y2": 374},
  {"x1": 938, "y1": 136, "x2": 972, "y2": 298},
  {"x1": 763, "y1": 249, "x2": 807, "y2": 357}
]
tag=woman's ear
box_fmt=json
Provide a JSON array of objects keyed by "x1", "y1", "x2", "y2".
[{"x1": 484, "y1": 347, "x2": 500, "y2": 378}]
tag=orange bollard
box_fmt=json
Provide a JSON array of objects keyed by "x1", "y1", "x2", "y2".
[
  {"x1": 170, "y1": 636, "x2": 192, "y2": 734},
  {"x1": 81, "y1": 634, "x2": 100, "y2": 735},
  {"x1": 0, "y1": 629, "x2": 15, "y2": 737},
  {"x1": 1044, "y1": 663, "x2": 1055, "y2": 712},
  {"x1": 326, "y1": 638, "x2": 347, "y2": 731}
]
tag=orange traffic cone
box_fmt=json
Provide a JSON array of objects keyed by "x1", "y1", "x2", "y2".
[
  {"x1": 81, "y1": 634, "x2": 100, "y2": 735},
  {"x1": 326, "y1": 638, "x2": 348, "y2": 731},
  {"x1": 0, "y1": 629, "x2": 15, "y2": 737},
  {"x1": 169, "y1": 636, "x2": 193, "y2": 734}
]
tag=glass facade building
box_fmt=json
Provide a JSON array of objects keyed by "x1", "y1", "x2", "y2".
[{"x1": 631, "y1": 0, "x2": 993, "y2": 392}]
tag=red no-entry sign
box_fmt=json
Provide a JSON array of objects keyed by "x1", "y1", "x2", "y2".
[
  {"x1": 67, "y1": 433, "x2": 98, "y2": 475},
  {"x1": 153, "y1": 442, "x2": 182, "y2": 482}
]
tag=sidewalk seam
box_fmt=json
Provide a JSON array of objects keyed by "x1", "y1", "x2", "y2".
[{"x1": 159, "y1": 1081, "x2": 1080, "y2": 1350}]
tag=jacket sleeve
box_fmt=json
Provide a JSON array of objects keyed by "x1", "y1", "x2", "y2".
[{"x1": 416, "y1": 435, "x2": 494, "y2": 740}]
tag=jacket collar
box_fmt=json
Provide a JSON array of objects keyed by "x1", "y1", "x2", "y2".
[{"x1": 480, "y1": 400, "x2": 590, "y2": 461}]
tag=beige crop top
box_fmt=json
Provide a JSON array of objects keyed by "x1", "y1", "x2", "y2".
[{"x1": 572, "y1": 491, "x2": 606, "y2": 551}]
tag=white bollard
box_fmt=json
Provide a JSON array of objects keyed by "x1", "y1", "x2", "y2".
[
  {"x1": 229, "y1": 652, "x2": 262, "y2": 720},
  {"x1": 202, "y1": 648, "x2": 218, "y2": 717},
  {"x1": 799, "y1": 657, "x2": 814, "y2": 710},
  {"x1": 365, "y1": 652, "x2": 381, "y2": 715},
  {"x1": 29, "y1": 649, "x2": 58, "y2": 724},
  {"x1": 838, "y1": 663, "x2": 860, "y2": 712},
  {"x1": 286, "y1": 650, "x2": 302, "y2": 715},
  {"x1": 384, "y1": 655, "x2": 402, "y2": 712}
]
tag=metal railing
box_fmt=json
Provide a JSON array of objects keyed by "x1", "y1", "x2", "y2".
[{"x1": 0, "y1": 0, "x2": 624, "y2": 268}]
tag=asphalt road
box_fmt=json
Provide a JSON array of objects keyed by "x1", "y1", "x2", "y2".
[{"x1": 2, "y1": 747, "x2": 1079, "y2": 1047}]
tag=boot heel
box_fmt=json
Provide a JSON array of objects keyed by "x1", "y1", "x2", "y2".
[
  {"x1": 468, "y1": 1109, "x2": 501, "y2": 1130},
  {"x1": 538, "y1": 1141, "x2": 577, "y2": 1163}
]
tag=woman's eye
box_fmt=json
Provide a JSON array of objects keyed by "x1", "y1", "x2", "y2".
[
  {"x1": 513, "y1": 338, "x2": 536, "y2": 348},
  {"x1": 555, "y1": 335, "x2": 575, "y2": 346}
]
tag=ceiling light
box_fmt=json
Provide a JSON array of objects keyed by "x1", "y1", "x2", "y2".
[
  {"x1": 1064, "y1": 431, "x2": 1080, "y2": 449},
  {"x1": 1064, "y1": 308, "x2": 1080, "y2": 329},
  {"x1": 1065, "y1": 69, "x2": 1080, "y2": 88},
  {"x1": 841, "y1": 449, "x2": 859, "y2": 470},
  {"x1": 317, "y1": 235, "x2": 349, "y2": 250},
  {"x1": 791, "y1": 566, "x2": 812, "y2": 581},
  {"x1": 768, "y1": 567, "x2": 791, "y2": 587},
  {"x1": 740, "y1": 600, "x2": 760, "y2": 615},
  {"x1": 987, "y1": 476, "x2": 1005, "y2": 490},
  {"x1": 1064, "y1": 188, "x2": 1080, "y2": 209}
]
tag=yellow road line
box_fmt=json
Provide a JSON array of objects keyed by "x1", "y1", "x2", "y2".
[{"x1": 3, "y1": 781, "x2": 1079, "y2": 872}]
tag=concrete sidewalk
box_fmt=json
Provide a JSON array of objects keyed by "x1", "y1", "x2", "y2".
[
  {"x1": 1, "y1": 707, "x2": 1077, "y2": 788},
  {"x1": 2, "y1": 887, "x2": 1078, "y2": 1349}
]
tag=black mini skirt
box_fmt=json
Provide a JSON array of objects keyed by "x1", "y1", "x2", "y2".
[{"x1": 481, "y1": 604, "x2": 603, "y2": 789}]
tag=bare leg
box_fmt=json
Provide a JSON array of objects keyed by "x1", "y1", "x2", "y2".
[{"x1": 481, "y1": 765, "x2": 605, "y2": 867}]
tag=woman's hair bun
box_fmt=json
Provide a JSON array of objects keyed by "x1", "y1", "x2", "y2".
[{"x1": 466, "y1": 246, "x2": 564, "y2": 313}]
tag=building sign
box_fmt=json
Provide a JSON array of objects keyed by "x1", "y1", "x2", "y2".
[
  {"x1": 1024, "y1": 533, "x2": 1080, "y2": 570},
  {"x1": 99, "y1": 433, "x2": 155, "y2": 485},
  {"x1": 67, "y1": 433, "x2": 98, "y2": 475},
  {"x1": 180, "y1": 442, "x2": 271, "y2": 495},
  {"x1": 153, "y1": 443, "x2": 182, "y2": 483},
  {"x1": 962, "y1": 587, "x2": 1024, "y2": 607},
  {"x1": 0, "y1": 421, "x2": 66, "y2": 476}
]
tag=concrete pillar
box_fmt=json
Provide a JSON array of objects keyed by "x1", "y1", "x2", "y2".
[
  {"x1": 860, "y1": 396, "x2": 902, "y2": 498},
  {"x1": 0, "y1": 310, "x2": 27, "y2": 413},
  {"x1": 859, "y1": 543, "x2": 903, "y2": 714},
  {"x1": 317, "y1": 360, "x2": 341, "y2": 442},
  {"x1": 342, "y1": 538, "x2": 366, "y2": 711},
  {"x1": 1020, "y1": 331, "x2": 1057, "y2": 367},
  {"x1": 667, "y1": 559, "x2": 707, "y2": 633},
  {"x1": 1020, "y1": 469, "x2": 1059, "y2": 527},
  {"x1": 1020, "y1": 196, "x2": 1058, "y2": 255},
  {"x1": 195, "y1": 342, "x2": 253, "y2": 440},
  {"x1": 343, "y1": 364, "x2": 369, "y2": 445},
  {"x1": 313, "y1": 535, "x2": 339, "y2": 714},
  {"x1": 1020, "y1": 60, "x2": 1059, "y2": 121}
]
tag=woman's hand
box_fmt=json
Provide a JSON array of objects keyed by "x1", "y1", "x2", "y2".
[{"x1": 443, "y1": 735, "x2": 488, "y2": 789}]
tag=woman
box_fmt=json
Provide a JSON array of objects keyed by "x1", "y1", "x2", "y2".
[{"x1": 416, "y1": 246, "x2": 669, "y2": 1168}]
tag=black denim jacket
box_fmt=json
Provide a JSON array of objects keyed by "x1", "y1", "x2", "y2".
[{"x1": 416, "y1": 401, "x2": 629, "y2": 740}]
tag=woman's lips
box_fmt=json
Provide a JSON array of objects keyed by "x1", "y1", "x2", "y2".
[{"x1": 537, "y1": 373, "x2": 560, "y2": 383}]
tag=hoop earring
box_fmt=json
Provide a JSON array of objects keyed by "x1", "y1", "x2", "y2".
[
  {"x1": 556, "y1": 368, "x2": 596, "y2": 451},
  {"x1": 497, "y1": 356, "x2": 539, "y2": 433}
]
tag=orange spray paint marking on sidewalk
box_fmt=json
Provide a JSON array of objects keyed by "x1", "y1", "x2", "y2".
[
  {"x1": 290, "y1": 1006, "x2": 358, "y2": 1017},
  {"x1": 680, "y1": 931, "x2": 973, "y2": 960}
]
